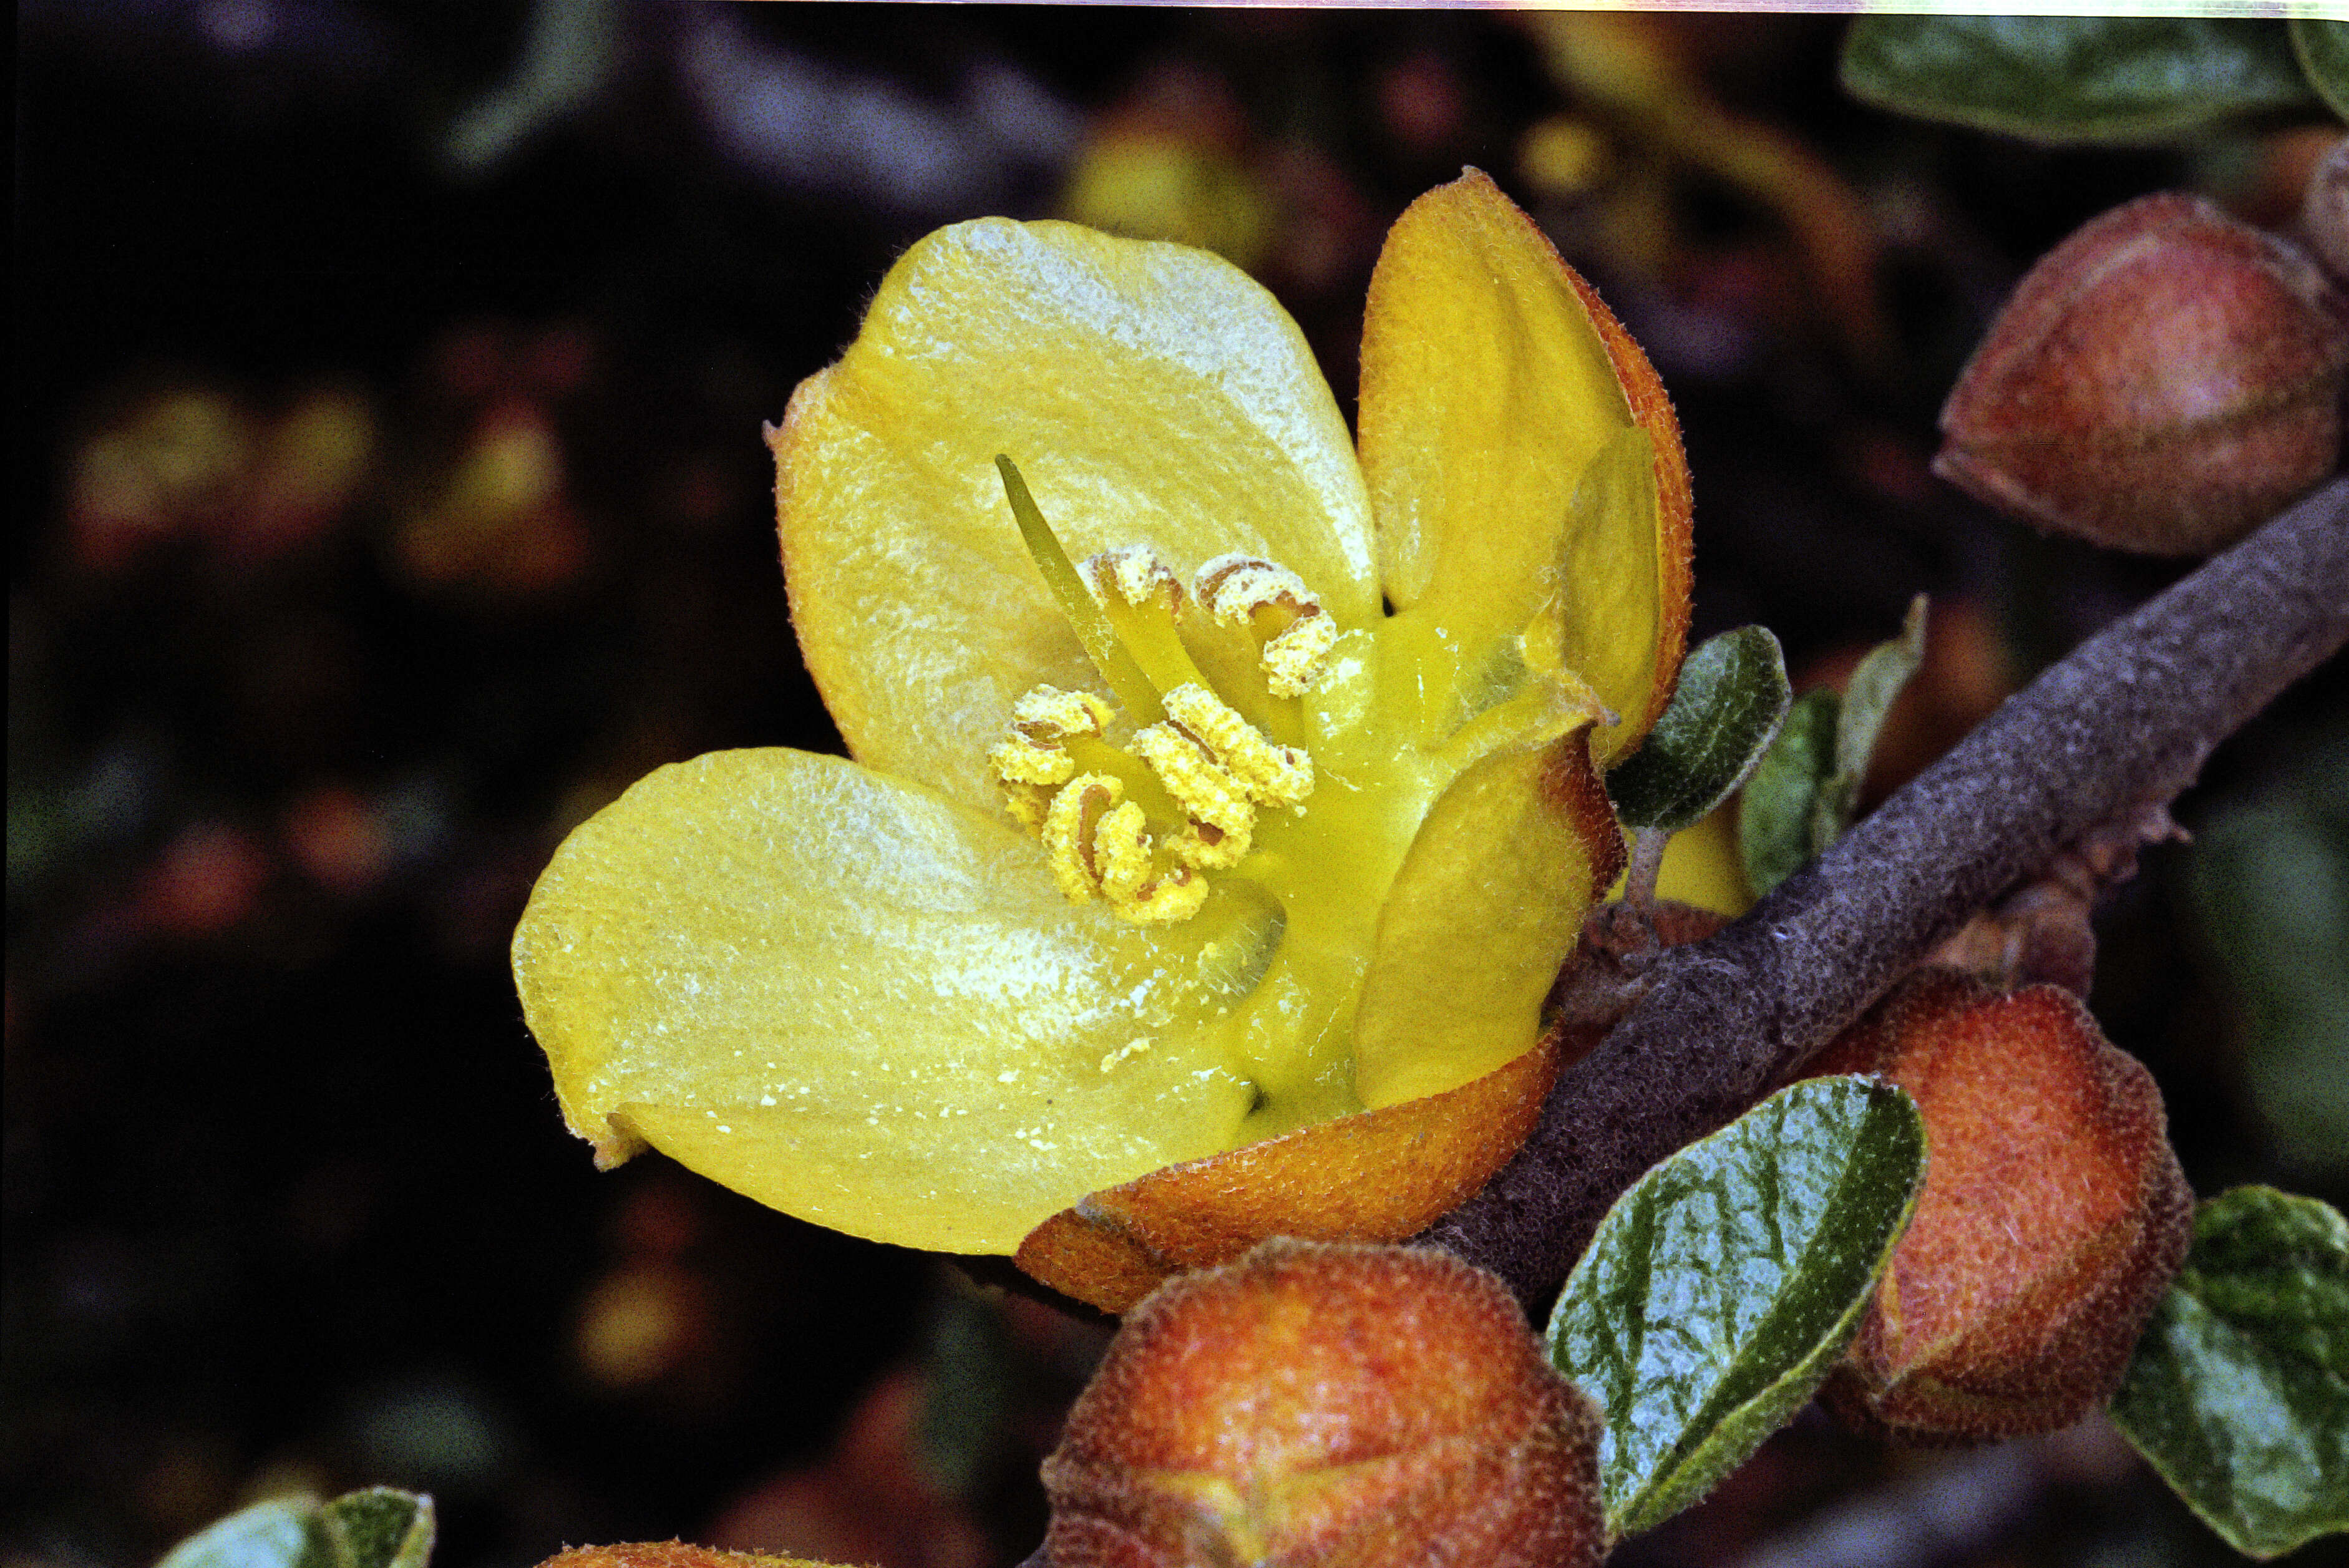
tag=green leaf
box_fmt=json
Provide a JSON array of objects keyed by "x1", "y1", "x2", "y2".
[
  {"x1": 1734, "y1": 603, "x2": 1930, "y2": 897},
  {"x1": 157, "y1": 1499, "x2": 321, "y2": 1568},
  {"x1": 1609, "y1": 626, "x2": 1792, "y2": 834},
  {"x1": 2292, "y1": 21, "x2": 2349, "y2": 122},
  {"x1": 1841, "y1": 16, "x2": 2317, "y2": 145},
  {"x1": 311, "y1": 1491, "x2": 435, "y2": 1568},
  {"x1": 1832, "y1": 597, "x2": 1926, "y2": 791},
  {"x1": 2190, "y1": 736, "x2": 2349, "y2": 1178},
  {"x1": 2109, "y1": 1187, "x2": 2349, "y2": 1560},
  {"x1": 1738, "y1": 688, "x2": 1838, "y2": 897},
  {"x1": 1546, "y1": 1077, "x2": 1925, "y2": 1539},
  {"x1": 155, "y1": 1493, "x2": 434, "y2": 1568}
]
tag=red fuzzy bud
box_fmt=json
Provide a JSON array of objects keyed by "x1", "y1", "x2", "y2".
[
  {"x1": 1041, "y1": 1239, "x2": 1604, "y2": 1567},
  {"x1": 1807, "y1": 970, "x2": 2192, "y2": 1444},
  {"x1": 1935, "y1": 192, "x2": 2349, "y2": 555}
]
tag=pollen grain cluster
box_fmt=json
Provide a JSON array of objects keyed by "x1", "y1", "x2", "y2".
[{"x1": 990, "y1": 541, "x2": 1334, "y2": 925}]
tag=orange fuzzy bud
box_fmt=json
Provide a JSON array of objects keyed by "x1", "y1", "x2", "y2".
[
  {"x1": 1807, "y1": 970, "x2": 2191, "y2": 1444},
  {"x1": 537, "y1": 1544, "x2": 848, "y2": 1568},
  {"x1": 1041, "y1": 1239, "x2": 1604, "y2": 1567},
  {"x1": 1935, "y1": 192, "x2": 2349, "y2": 556}
]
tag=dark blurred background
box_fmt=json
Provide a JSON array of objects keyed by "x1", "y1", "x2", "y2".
[{"x1": 10, "y1": 6, "x2": 2344, "y2": 1568}]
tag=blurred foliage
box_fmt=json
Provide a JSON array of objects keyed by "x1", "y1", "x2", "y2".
[
  {"x1": 9, "y1": 6, "x2": 2342, "y2": 1568},
  {"x1": 2191, "y1": 733, "x2": 2349, "y2": 1182},
  {"x1": 1842, "y1": 17, "x2": 2320, "y2": 145}
]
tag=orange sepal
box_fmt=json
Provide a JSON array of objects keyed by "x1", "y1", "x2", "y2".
[{"x1": 1016, "y1": 1030, "x2": 1564, "y2": 1313}]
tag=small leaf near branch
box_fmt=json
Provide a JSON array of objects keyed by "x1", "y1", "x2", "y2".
[
  {"x1": 2292, "y1": 20, "x2": 2349, "y2": 122},
  {"x1": 1841, "y1": 16, "x2": 2317, "y2": 144},
  {"x1": 1738, "y1": 599, "x2": 1928, "y2": 897},
  {"x1": 1834, "y1": 596, "x2": 1926, "y2": 791},
  {"x1": 158, "y1": 1492, "x2": 435, "y2": 1568},
  {"x1": 2109, "y1": 1186, "x2": 2349, "y2": 1561},
  {"x1": 1545, "y1": 1076, "x2": 1925, "y2": 1541},
  {"x1": 1609, "y1": 626, "x2": 1791, "y2": 834}
]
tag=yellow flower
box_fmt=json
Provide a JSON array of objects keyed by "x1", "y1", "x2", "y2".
[{"x1": 512, "y1": 172, "x2": 1691, "y2": 1301}]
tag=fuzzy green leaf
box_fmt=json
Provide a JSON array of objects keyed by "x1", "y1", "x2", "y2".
[
  {"x1": 1609, "y1": 626, "x2": 1791, "y2": 833},
  {"x1": 2292, "y1": 21, "x2": 2349, "y2": 122},
  {"x1": 1841, "y1": 16, "x2": 2317, "y2": 144},
  {"x1": 1736, "y1": 603, "x2": 1930, "y2": 897},
  {"x1": 2111, "y1": 1187, "x2": 2349, "y2": 1561},
  {"x1": 1547, "y1": 1077, "x2": 1925, "y2": 1540},
  {"x1": 310, "y1": 1491, "x2": 435, "y2": 1568},
  {"x1": 155, "y1": 1493, "x2": 434, "y2": 1568},
  {"x1": 1738, "y1": 689, "x2": 1839, "y2": 896},
  {"x1": 157, "y1": 1500, "x2": 320, "y2": 1568},
  {"x1": 1833, "y1": 597, "x2": 1926, "y2": 790}
]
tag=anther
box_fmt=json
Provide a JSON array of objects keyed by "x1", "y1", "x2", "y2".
[
  {"x1": 990, "y1": 686, "x2": 1114, "y2": 788},
  {"x1": 1081, "y1": 545, "x2": 1185, "y2": 616},
  {"x1": 1194, "y1": 554, "x2": 1337, "y2": 697},
  {"x1": 1041, "y1": 774, "x2": 1120, "y2": 905},
  {"x1": 1094, "y1": 800, "x2": 1208, "y2": 923},
  {"x1": 1162, "y1": 684, "x2": 1313, "y2": 809},
  {"x1": 1130, "y1": 721, "x2": 1257, "y2": 849}
]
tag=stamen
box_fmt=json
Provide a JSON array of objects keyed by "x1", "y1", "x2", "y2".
[
  {"x1": 1094, "y1": 800, "x2": 1208, "y2": 923},
  {"x1": 1162, "y1": 684, "x2": 1314, "y2": 809},
  {"x1": 1195, "y1": 554, "x2": 1339, "y2": 698},
  {"x1": 988, "y1": 685, "x2": 1114, "y2": 787},
  {"x1": 1041, "y1": 774, "x2": 1120, "y2": 905},
  {"x1": 1080, "y1": 545, "x2": 1210, "y2": 698},
  {"x1": 996, "y1": 456, "x2": 1162, "y2": 724},
  {"x1": 1082, "y1": 545, "x2": 1184, "y2": 615},
  {"x1": 1130, "y1": 722, "x2": 1257, "y2": 849},
  {"x1": 1036, "y1": 771, "x2": 1209, "y2": 924}
]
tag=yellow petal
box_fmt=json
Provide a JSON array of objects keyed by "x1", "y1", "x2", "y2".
[
  {"x1": 512, "y1": 748, "x2": 1259, "y2": 1254},
  {"x1": 1350, "y1": 714, "x2": 1625, "y2": 1110},
  {"x1": 774, "y1": 219, "x2": 1377, "y2": 811},
  {"x1": 1552, "y1": 427, "x2": 1663, "y2": 767},
  {"x1": 1358, "y1": 170, "x2": 1692, "y2": 759}
]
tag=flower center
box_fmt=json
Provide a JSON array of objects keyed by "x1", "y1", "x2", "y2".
[{"x1": 987, "y1": 459, "x2": 1338, "y2": 925}]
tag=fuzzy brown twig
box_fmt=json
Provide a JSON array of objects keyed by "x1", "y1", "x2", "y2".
[{"x1": 1418, "y1": 475, "x2": 2349, "y2": 1305}]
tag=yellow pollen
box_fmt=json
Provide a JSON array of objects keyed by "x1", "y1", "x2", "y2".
[
  {"x1": 1162, "y1": 684, "x2": 1313, "y2": 808},
  {"x1": 1194, "y1": 553, "x2": 1338, "y2": 697},
  {"x1": 989, "y1": 685, "x2": 1114, "y2": 788},
  {"x1": 1095, "y1": 800, "x2": 1208, "y2": 923},
  {"x1": 1036, "y1": 771, "x2": 1207, "y2": 924},
  {"x1": 1081, "y1": 544, "x2": 1184, "y2": 615},
  {"x1": 1041, "y1": 772, "x2": 1120, "y2": 904},
  {"x1": 1131, "y1": 720, "x2": 1257, "y2": 849}
]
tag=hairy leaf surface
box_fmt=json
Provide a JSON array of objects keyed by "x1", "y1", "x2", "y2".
[
  {"x1": 1546, "y1": 1077, "x2": 1924, "y2": 1539},
  {"x1": 2111, "y1": 1187, "x2": 2349, "y2": 1560}
]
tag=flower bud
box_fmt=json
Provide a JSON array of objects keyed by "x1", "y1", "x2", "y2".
[
  {"x1": 1935, "y1": 192, "x2": 2349, "y2": 555},
  {"x1": 537, "y1": 1544, "x2": 846, "y2": 1568},
  {"x1": 1041, "y1": 1239, "x2": 1605, "y2": 1567},
  {"x1": 1806, "y1": 970, "x2": 2192, "y2": 1444}
]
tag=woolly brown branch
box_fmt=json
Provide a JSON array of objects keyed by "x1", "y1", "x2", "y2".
[{"x1": 1418, "y1": 475, "x2": 2349, "y2": 1305}]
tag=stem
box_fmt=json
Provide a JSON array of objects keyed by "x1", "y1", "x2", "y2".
[{"x1": 1417, "y1": 476, "x2": 2349, "y2": 1305}]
